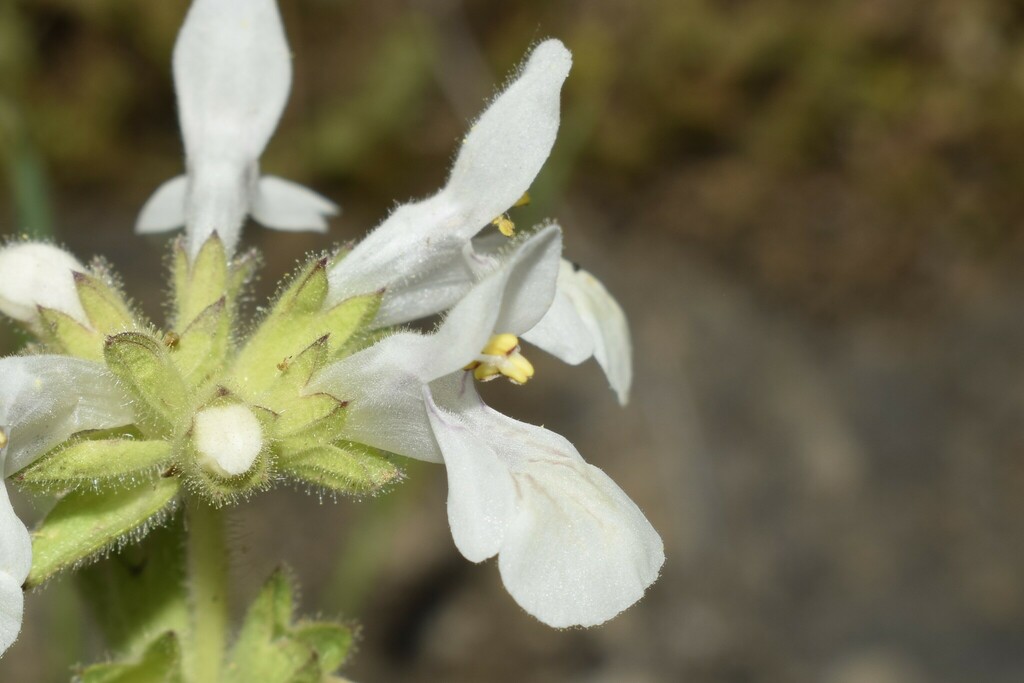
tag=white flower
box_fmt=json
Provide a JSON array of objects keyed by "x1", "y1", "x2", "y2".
[
  {"x1": 523, "y1": 259, "x2": 633, "y2": 404},
  {"x1": 325, "y1": 39, "x2": 572, "y2": 327},
  {"x1": 426, "y1": 375, "x2": 662, "y2": 627},
  {"x1": 317, "y1": 38, "x2": 632, "y2": 403},
  {"x1": 312, "y1": 227, "x2": 664, "y2": 627},
  {"x1": 0, "y1": 356, "x2": 133, "y2": 655},
  {"x1": 0, "y1": 243, "x2": 88, "y2": 331},
  {"x1": 136, "y1": 0, "x2": 337, "y2": 257}
]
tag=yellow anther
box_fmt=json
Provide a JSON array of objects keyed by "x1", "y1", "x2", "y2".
[
  {"x1": 492, "y1": 214, "x2": 516, "y2": 237},
  {"x1": 464, "y1": 333, "x2": 535, "y2": 385},
  {"x1": 471, "y1": 363, "x2": 502, "y2": 382},
  {"x1": 490, "y1": 193, "x2": 530, "y2": 238},
  {"x1": 0, "y1": 428, "x2": 7, "y2": 450},
  {"x1": 482, "y1": 333, "x2": 520, "y2": 356}
]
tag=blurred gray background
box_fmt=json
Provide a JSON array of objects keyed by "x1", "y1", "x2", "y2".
[{"x1": 4, "y1": 0, "x2": 1024, "y2": 681}]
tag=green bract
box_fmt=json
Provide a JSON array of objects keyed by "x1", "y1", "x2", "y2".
[
  {"x1": 23, "y1": 235, "x2": 396, "y2": 587},
  {"x1": 224, "y1": 569, "x2": 354, "y2": 683}
]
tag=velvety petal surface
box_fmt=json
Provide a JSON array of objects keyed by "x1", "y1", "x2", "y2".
[
  {"x1": 0, "y1": 356, "x2": 134, "y2": 475},
  {"x1": 425, "y1": 378, "x2": 516, "y2": 562},
  {"x1": 312, "y1": 227, "x2": 563, "y2": 463},
  {"x1": 252, "y1": 176, "x2": 338, "y2": 232},
  {"x1": 325, "y1": 40, "x2": 572, "y2": 323},
  {"x1": 441, "y1": 381, "x2": 664, "y2": 628},
  {"x1": 174, "y1": 0, "x2": 291, "y2": 162},
  {"x1": 0, "y1": 475, "x2": 30, "y2": 655},
  {"x1": 525, "y1": 259, "x2": 633, "y2": 404},
  {"x1": 135, "y1": 175, "x2": 188, "y2": 234},
  {"x1": 0, "y1": 243, "x2": 88, "y2": 328}
]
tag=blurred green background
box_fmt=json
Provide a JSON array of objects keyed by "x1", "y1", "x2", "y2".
[{"x1": 4, "y1": 0, "x2": 1024, "y2": 681}]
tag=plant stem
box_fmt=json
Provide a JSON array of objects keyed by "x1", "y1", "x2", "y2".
[{"x1": 186, "y1": 502, "x2": 228, "y2": 683}]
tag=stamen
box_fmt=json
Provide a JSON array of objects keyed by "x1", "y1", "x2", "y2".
[
  {"x1": 464, "y1": 333, "x2": 535, "y2": 385},
  {"x1": 492, "y1": 214, "x2": 516, "y2": 237},
  {"x1": 0, "y1": 427, "x2": 7, "y2": 450},
  {"x1": 490, "y1": 193, "x2": 530, "y2": 238}
]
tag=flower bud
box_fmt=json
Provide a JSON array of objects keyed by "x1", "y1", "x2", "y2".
[
  {"x1": 0, "y1": 243, "x2": 89, "y2": 328},
  {"x1": 193, "y1": 404, "x2": 264, "y2": 478}
]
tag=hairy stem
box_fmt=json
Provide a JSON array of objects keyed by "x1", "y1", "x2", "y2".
[{"x1": 186, "y1": 502, "x2": 228, "y2": 683}]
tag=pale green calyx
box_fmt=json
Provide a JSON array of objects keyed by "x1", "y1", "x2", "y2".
[{"x1": 10, "y1": 233, "x2": 396, "y2": 593}]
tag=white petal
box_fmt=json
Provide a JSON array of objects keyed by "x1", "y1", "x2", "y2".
[
  {"x1": 0, "y1": 356, "x2": 134, "y2": 475},
  {"x1": 0, "y1": 572, "x2": 24, "y2": 657},
  {"x1": 193, "y1": 404, "x2": 263, "y2": 477},
  {"x1": 491, "y1": 228, "x2": 563, "y2": 336},
  {"x1": 325, "y1": 40, "x2": 571, "y2": 318},
  {"x1": 446, "y1": 39, "x2": 571, "y2": 232},
  {"x1": 448, "y1": 396, "x2": 662, "y2": 627},
  {"x1": 564, "y1": 262, "x2": 633, "y2": 405},
  {"x1": 521, "y1": 284, "x2": 594, "y2": 364},
  {"x1": 184, "y1": 161, "x2": 253, "y2": 258},
  {"x1": 312, "y1": 227, "x2": 563, "y2": 462},
  {"x1": 498, "y1": 454, "x2": 664, "y2": 627},
  {"x1": 526, "y1": 259, "x2": 633, "y2": 405},
  {"x1": 424, "y1": 379, "x2": 516, "y2": 562},
  {"x1": 0, "y1": 481, "x2": 30, "y2": 590},
  {"x1": 0, "y1": 242, "x2": 88, "y2": 328},
  {"x1": 399, "y1": 225, "x2": 562, "y2": 379},
  {"x1": 311, "y1": 332, "x2": 444, "y2": 463},
  {"x1": 372, "y1": 251, "x2": 478, "y2": 329},
  {"x1": 326, "y1": 193, "x2": 465, "y2": 312},
  {"x1": 0, "y1": 456, "x2": 30, "y2": 656},
  {"x1": 173, "y1": 0, "x2": 291, "y2": 163},
  {"x1": 252, "y1": 175, "x2": 338, "y2": 232},
  {"x1": 136, "y1": 175, "x2": 188, "y2": 234}
]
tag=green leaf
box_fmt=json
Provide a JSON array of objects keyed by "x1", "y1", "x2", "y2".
[
  {"x1": 171, "y1": 297, "x2": 229, "y2": 387},
  {"x1": 291, "y1": 621, "x2": 354, "y2": 674},
  {"x1": 174, "y1": 235, "x2": 227, "y2": 329},
  {"x1": 282, "y1": 443, "x2": 401, "y2": 495},
  {"x1": 74, "y1": 271, "x2": 136, "y2": 334},
  {"x1": 225, "y1": 570, "x2": 320, "y2": 683},
  {"x1": 38, "y1": 306, "x2": 102, "y2": 360},
  {"x1": 224, "y1": 637, "x2": 319, "y2": 683},
  {"x1": 78, "y1": 518, "x2": 189, "y2": 658},
  {"x1": 104, "y1": 332, "x2": 188, "y2": 435},
  {"x1": 247, "y1": 568, "x2": 295, "y2": 641},
  {"x1": 76, "y1": 631, "x2": 182, "y2": 683},
  {"x1": 16, "y1": 438, "x2": 171, "y2": 491},
  {"x1": 27, "y1": 477, "x2": 180, "y2": 588}
]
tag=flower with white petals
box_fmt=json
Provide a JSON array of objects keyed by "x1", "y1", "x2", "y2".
[
  {"x1": 0, "y1": 356, "x2": 133, "y2": 655},
  {"x1": 325, "y1": 39, "x2": 572, "y2": 327},
  {"x1": 312, "y1": 227, "x2": 664, "y2": 627},
  {"x1": 136, "y1": 0, "x2": 337, "y2": 257},
  {"x1": 0, "y1": 5, "x2": 661, "y2": 669},
  {"x1": 315, "y1": 37, "x2": 633, "y2": 402},
  {"x1": 0, "y1": 242, "x2": 88, "y2": 330}
]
